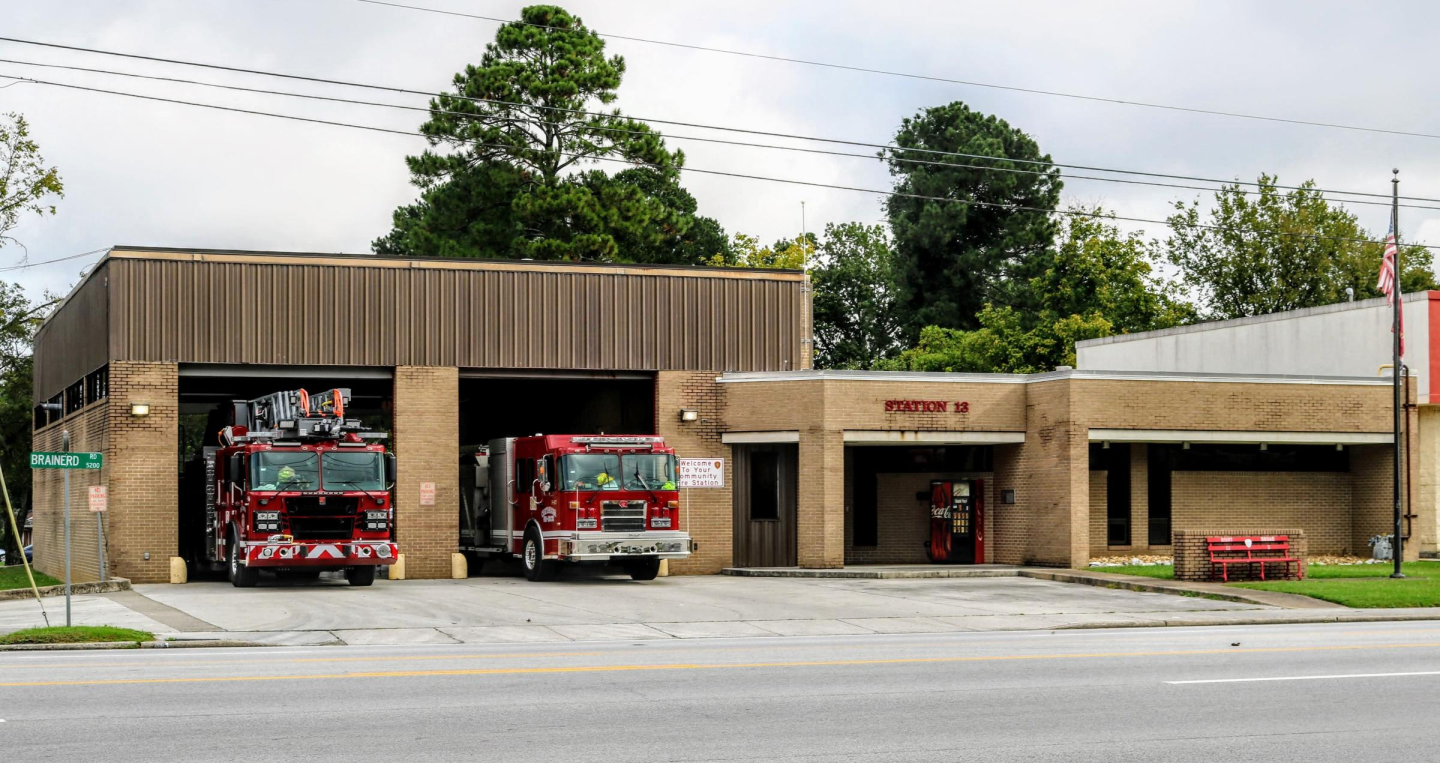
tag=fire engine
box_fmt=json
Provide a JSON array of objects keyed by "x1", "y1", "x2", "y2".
[
  {"x1": 460, "y1": 435, "x2": 691, "y2": 581},
  {"x1": 182, "y1": 388, "x2": 397, "y2": 587}
]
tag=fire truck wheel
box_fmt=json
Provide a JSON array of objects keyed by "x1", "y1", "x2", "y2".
[
  {"x1": 625, "y1": 557, "x2": 661, "y2": 581},
  {"x1": 345, "y1": 565, "x2": 376, "y2": 587},
  {"x1": 522, "y1": 529, "x2": 553, "y2": 582},
  {"x1": 228, "y1": 526, "x2": 259, "y2": 588}
]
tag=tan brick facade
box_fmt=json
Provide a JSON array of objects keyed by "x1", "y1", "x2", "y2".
[
  {"x1": 31, "y1": 400, "x2": 109, "y2": 583},
  {"x1": 656, "y1": 371, "x2": 731, "y2": 574},
  {"x1": 393, "y1": 366, "x2": 459, "y2": 579}
]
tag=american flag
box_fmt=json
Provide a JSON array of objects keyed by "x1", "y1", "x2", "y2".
[{"x1": 1376, "y1": 220, "x2": 1404, "y2": 356}]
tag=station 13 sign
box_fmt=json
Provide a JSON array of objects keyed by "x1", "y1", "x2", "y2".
[
  {"x1": 30, "y1": 452, "x2": 104, "y2": 470},
  {"x1": 884, "y1": 399, "x2": 970, "y2": 413}
]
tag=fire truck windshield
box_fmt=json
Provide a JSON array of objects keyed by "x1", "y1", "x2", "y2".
[
  {"x1": 622, "y1": 454, "x2": 677, "y2": 490},
  {"x1": 321, "y1": 451, "x2": 385, "y2": 491},
  {"x1": 561, "y1": 454, "x2": 622, "y2": 491},
  {"x1": 251, "y1": 451, "x2": 319, "y2": 491}
]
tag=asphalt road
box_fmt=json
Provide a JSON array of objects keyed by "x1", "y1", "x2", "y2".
[{"x1": 3, "y1": 620, "x2": 1439, "y2": 762}]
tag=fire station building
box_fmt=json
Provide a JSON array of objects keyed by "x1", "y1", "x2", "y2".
[{"x1": 30, "y1": 247, "x2": 1428, "y2": 584}]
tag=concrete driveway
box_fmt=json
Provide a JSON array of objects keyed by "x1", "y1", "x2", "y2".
[{"x1": 20, "y1": 568, "x2": 1265, "y2": 645}]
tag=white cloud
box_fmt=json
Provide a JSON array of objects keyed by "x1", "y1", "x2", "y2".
[{"x1": 5, "y1": 0, "x2": 1440, "y2": 300}]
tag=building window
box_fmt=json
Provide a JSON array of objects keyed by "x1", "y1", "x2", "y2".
[
  {"x1": 85, "y1": 366, "x2": 108, "y2": 404},
  {"x1": 1089, "y1": 443, "x2": 1132, "y2": 546},
  {"x1": 749, "y1": 450, "x2": 780, "y2": 521},
  {"x1": 64, "y1": 380, "x2": 84, "y2": 415}
]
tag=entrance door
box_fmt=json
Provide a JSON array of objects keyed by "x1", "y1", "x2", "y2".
[
  {"x1": 732, "y1": 444, "x2": 798, "y2": 567},
  {"x1": 926, "y1": 480, "x2": 985, "y2": 564}
]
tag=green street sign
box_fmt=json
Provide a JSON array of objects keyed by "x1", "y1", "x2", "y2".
[{"x1": 30, "y1": 452, "x2": 103, "y2": 470}]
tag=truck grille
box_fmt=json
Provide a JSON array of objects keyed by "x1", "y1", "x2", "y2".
[
  {"x1": 289, "y1": 516, "x2": 355, "y2": 540},
  {"x1": 286, "y1": 497, "x2": 359, "y2": 516},
  {"x1": 601, "y1": 501, "x2": 646, "y2": 532}
]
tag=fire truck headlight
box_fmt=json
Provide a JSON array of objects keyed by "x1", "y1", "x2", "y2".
[
  {"x1": 256, "y1": 511, "x2": 279, "y2": 522},
  {"x1": 364, "y1": 510, "x2": 388, "y2": 531},
  {"x1": 259, "y1": 547, "x2": 276, "y2": 559}
]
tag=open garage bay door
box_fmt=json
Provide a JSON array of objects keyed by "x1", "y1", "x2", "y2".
[{"x1": 458, "y1": 371, "x2": 656, "y2": 446}]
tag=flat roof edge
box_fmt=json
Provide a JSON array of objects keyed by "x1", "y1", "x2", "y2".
[
  {"x1": 719, "y1": 369, "x2": 1393, "y2": 386},
  {"x1": 1075, "y1": 291, "x2": 1435, "y2": 349}
]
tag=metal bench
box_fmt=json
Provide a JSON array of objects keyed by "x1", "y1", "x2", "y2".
[{"x1": 1207, "y1": 535, "x2": 1303, "y2": 582}]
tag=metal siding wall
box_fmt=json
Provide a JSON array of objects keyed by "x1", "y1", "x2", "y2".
[
  {"x1": 33, "y1": 261, "x2": 111, "y2": 402},
  {"x1": 83, "y1": 256, "x2": 800, "y2": 384}
]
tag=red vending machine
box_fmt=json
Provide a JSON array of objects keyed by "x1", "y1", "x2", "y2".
[{"x1": 926, "y1": 479, "x2": 984, "y2": 564}]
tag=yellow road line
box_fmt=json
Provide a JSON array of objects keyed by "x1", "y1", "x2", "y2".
[
  {"x1": 5, "y1": 641, "x2": 1440, "y2": 688},
  {"x1": 0, "y1": 651, "x2": 605, "y2": 671}
]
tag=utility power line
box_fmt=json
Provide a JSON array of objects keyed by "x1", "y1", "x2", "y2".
[
  {"x1": 1, "y1": 37, "x2": 1434, "y2": 207},
  {"x1": 0, "y1": 248, "x2": 109, "y2": 273},
  {"x1": 6, "y1": 70, "x2": 1435, "y2": 254},
  {"x1": 9, "y1": 56, "x2": 1436, "y2": 215},
  {"x1": 350, "y1": 0, "x2": 1440, "y2": 143}
]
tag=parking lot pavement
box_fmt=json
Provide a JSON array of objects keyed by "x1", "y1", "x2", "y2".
[{"x1": 0, "y1": 571, "x2": 1268, "y2": 644}]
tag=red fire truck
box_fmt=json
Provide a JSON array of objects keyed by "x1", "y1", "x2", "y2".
[
  {"x1": 460, "y1": 435, "x2": 691, "y2": 581},
  {"x1": 183, "y1": 388, "x2": 397, "y2": 587}
]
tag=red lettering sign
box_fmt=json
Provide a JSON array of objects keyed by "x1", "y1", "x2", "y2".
[{"x1": 884, "y1": 399, "x2": 970, "y2": 414}]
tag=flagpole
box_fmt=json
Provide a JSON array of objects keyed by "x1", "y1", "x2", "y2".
[{"x1": 1391, "y1": 168, "x2": 1405, "y2": 579}]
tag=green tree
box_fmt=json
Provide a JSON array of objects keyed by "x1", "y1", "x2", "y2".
[
  {"x1": 0, "y1": 112, "x2": 63, "y2": 559},
  {"x1": 811, "y1": 222, "x2": 902, "y2": 369},
  {"x1": 708, "y1": 233, "x2": 810, "y2": 270},
  {"x1": 883, "y1": 101, "x2": 1062, "y2": 341},
  {"x1": 376, "y1": 5, "x2": 717, "y2": 263},
  {"x1": 879, "y1": 211, "x2": 1192, "y2": 373},
  {"x1": 1, "y1": 113, "x2": 64, "y2": 252},
  {"x1": 1163, "y1": 175, "x2": 1436, "y2": 319}
]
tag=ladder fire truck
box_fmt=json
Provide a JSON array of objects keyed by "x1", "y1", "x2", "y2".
[
  {"x1": 460, "y1": 435, "x2": 692, "y2": 581},
  {"x1": 183, "y1": 388, "x2": 397, "y2": 587}
]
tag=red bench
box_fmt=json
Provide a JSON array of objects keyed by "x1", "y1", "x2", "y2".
[{"x1": 1207, "y1": 536, "x2": 1304, "y2": 582}]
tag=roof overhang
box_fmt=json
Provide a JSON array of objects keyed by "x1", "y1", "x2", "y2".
[
  {"x1": 1087, "y1": 429, "x2": 1393, "y2": 445},
  {"x1": 842, "y1": 430, "x2": 1026, "y2": 445}
]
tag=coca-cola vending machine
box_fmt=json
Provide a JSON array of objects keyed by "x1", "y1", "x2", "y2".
[{"x1": 926, "y1": 479, "x2": 984, "y2": 564}]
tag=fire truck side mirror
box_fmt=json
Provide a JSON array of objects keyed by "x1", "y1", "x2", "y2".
[
  {"x1": 384, "y1": 452, "x2": 397, "y2": 487},
  {"x1": 227, "y1": 454, "x2": 244, "y2": 489}
]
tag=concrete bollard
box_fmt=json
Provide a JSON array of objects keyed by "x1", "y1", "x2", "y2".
[
  {"x1": 169, "y1": 557, "x2": 188, "y2": 584},
  {"x1": 451, "y1": 552, "x2": 467, "y2": 579},
  {"x1": 658, "y1": 559, "x2": 669, "y2": 577},
  {"x1": 388, "y1": 554, "x2": 406, "y2": 580}
]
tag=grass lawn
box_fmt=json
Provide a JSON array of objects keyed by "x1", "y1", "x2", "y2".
[
  {"x1": 1094, "y1": 565, "x2": 1175, "y2": 579},
  {"x1": 0, "y1": 565, "x2": 61, "y2": 590},
  {"x1": 0, "y1": 626, "x2": 153, "y2": 645},
  {"x1": 1234, "y1": 562, "x2": 1440, "y2": 608}
]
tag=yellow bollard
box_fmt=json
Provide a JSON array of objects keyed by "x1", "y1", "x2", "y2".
[
  {"x1": 451, "y1": 552, "x2": 468, "y2": 579},
  {"x1": 169, "y1": 557, "x2": 188, "y2": 584},
  {"x1": 388, "y1": 554, "x2": 406, "y2": 580}
]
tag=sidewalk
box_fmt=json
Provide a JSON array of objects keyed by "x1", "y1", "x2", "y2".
[{"x1": 0, "y1": 571, "x2": 1436, "y2": 647}]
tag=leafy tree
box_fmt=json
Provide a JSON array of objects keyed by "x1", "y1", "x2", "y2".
[
  {"x1": 376, "y1": 5, "x2": 719, "y2": 263},
  {"x1": 1163, "y1": 175, "x2": 1436, "y2": 319},
  {"x1": 0, "y1": 113, "x2": 63, "y2": 558},
  {"x1": 883, "y1": 101, "x2": 1062, "y2": 341},
  {"x1": 0, "y1": 285, "x2": 51, "y2": 561},
  {"x1": 879, "y1": 211, "x2": 1192, "y2": 373},
  {"x1": 811, "y1": 222, "x2": 902, "y2": 369},
  {"x1": 1, "y1": 113, "x2": 64, "y2": 253},
  {"x1": 708, "y1": 233, "x2": 809, "y2": 270}
]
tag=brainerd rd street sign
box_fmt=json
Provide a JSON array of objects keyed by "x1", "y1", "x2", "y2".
[{"x1": 30, "y1": 452, "x2": 103, "y2": 470}]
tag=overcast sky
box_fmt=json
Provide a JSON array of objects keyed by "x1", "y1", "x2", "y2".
[{"x1": 4, "y1": 0, "x2": 1439, "y2": 301}]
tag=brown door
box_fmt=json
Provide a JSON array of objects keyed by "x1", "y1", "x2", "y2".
[{"x1": 732, "y1": 444, "x2": 798, "y2": 567}]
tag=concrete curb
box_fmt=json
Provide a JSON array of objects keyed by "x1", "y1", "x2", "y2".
[
  {"x1": 1017, "y1": 569, "x2": 1329, "y2": 608},
  {"x1": 722, "y1": 567, "x2": 1021, "y2": 579},
  {"x1": 0, "y1": 578, "x2": 132, "y2": 602},
  {"x1": 0, "y1": 638, "x2": 273, "y2": 651},
  {"x1": 1056, "y1": 611, "x2": 1440, "y2": 630}
]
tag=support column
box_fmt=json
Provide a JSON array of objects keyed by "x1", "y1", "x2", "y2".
[
  {"x1": 393, "y1": 366, "x2": 459, "y2": 579},
  {"x1": 107, "y1": 361, "x2": 178, "y2": 583},
  {"x1": 797, "y1": 428, "x2": 844, "y2": 568}
]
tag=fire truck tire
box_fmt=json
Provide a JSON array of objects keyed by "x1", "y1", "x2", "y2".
[
  {"x1": 522, "y1": 529, "x2": 553, "y2": 582},
  {"x1": 345, "y1": 565, "x2": 376, "y2": 587},
  {"x1": 625, "y1": 557, "x2": 661, "y2": 581},
  {"x1": 228, "y1": 527, "x2": 259, "y2": 588}
]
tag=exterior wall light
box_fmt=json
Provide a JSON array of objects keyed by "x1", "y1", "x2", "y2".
[
  {"x1": 679, "y1": 409, "x2": 699, "y2": 422},
  {"x1": 1259, "y1": 443, "x2": 1268, "y2": 451},
  {"x1": 130, "y1": 403, "x2": 151, "y2": 417}
]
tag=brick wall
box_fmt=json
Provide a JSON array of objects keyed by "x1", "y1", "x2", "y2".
[
  {"x1": 845, "y1": 472, "x2": 993, "y2": 564},
  {"x1": 105, "y1": 361, "x2": 178, "y2": 583},
  {"x1": 1172, "y1": 472, "x2": 1350, "y2": 554},
  {"x1": 1351, "y1": 444, "x2": 1399, "y2": 556},
  {"x1": 1088, "y1": 470, "x2": 1107, "y2": 556},
  {"x1": 656, "y1": 371, "x2": 732, "y2": 574},
  {"x1": 393, "y1": 366, "x2": 459, "y2": 579},
  {"x1": 1173, "y1": 528, "x2": 1306, "y2": 581},
  {"x1": 31, "y1": 399, "x2": 110, "y2": 582}
]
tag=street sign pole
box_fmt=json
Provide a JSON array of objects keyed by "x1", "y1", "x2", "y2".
[
  {"x1": 62, "y1": 429, "x2": 71, "y2": 627},
  {"x1": 95, "y1": 510, "x2": 106, "y2": 583}
]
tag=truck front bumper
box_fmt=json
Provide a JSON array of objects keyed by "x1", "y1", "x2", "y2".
[
  {"x1": 243, "y1": 541, "x2": 397, "y2": 567},
  {"x1": 556, "y1": 531, "x2": 692, "y2": 561}
]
